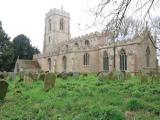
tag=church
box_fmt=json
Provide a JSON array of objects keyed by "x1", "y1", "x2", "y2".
[{"x1": 15, "y1": 8, "x2": 157, "y2": 74}]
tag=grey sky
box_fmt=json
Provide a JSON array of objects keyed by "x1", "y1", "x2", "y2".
[
  {"x1": 0, "y1": 0, "x2": 99, "y2": 52},
  {"x1": 0, "y1": 0, "x2": 159, "y2": 54}
]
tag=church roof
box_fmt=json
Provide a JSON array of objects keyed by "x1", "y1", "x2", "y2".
[{"x1": 16, "y1": 59, "x2": 41, "y2": 70}]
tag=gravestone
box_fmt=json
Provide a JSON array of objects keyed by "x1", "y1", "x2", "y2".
[
  {"x1": 97, "y1": 72, "x2": 109, "y2": 81},
  {"x1": 44, "y1": 73, "x2": 56, "y2": 91},
  {"x1": 0, "y1": 80, "x2": 9, "y2": 101},
  {"x1": 23, "y1": 75, "x2": 33, "y2": 84},
  {"x1": 37, "y1": 73, "x2": 45, "y2": 81},
  {"x1": 60, "y1": 72, "x2": 68, "y2": 80},
  {"x1": 0, "y1": 73, "x2": 4, "y2": 79},
  {"x1": 73, "y1": 72, "x2": 79, "y2": 78}
]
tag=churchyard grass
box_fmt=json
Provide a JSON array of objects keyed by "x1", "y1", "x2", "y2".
[{"x1": 0, "y1": 74, "x2": 160, "y2": 120}]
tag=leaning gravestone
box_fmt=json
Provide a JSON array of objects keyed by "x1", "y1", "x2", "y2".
[
  {"x1": 97, "y1": 72, "x2": 109, "y2": 81},
  {"x1": 0, "y1": 80, "x2": 9, "y2": 101},
  {"x1": 44, "y1": 73, "x2": 56, "y2": 91}
]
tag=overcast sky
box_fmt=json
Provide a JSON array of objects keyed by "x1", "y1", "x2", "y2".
[
  {"x1": 0, "y1": 0, "x2": 100, "y2": 52},
  {"x1": 0, "y1": 0, "x2": 160, "y2": 53}
]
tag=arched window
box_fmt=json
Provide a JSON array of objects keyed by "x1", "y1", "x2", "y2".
[
  {"x1": 85, "y1": 40, "x2": 90, "y2": 46},
  {"x1": 48, "y1": 58, "x2": 51, "y2": 71},
  {"x1": 65, "y1": 45, "x2": 68, "y2": 52},
  {"x1": 60, "y1": 18, "x2": 64, "y2": 30},
  {"x1": 83, "y1": 53, "x2": 89, "y2": 65},
  {"x1": 62, "y1": 56, "x2": 67, "y2": 71},
  {"x1": 17, "y1": 64, "x2": 19, "y2": 72},
  {"x1": 103, "y1": 51, "x2": 109, "y2": 71},
  {"x1": 146, "y1": 46, "x2": 150, "y2": 67},
  {"x1": 49, "y1": 19, "x2": 51, "y2": 31},
  {"x1": 120, "y1": 49, "x2": 127, "y2": 71},
  {"x1": 75, "y1": 43, "x2": 79, "y2": 48},
  {"x1": 48, "y1": 36, "x2": 51, "y2": 43}
]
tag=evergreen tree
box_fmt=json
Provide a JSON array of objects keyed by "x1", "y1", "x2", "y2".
[
  {"x1": 13, "y1": 34, "x2": 40, "y2": 60},
  {"x1": 0, "y1": 21, "x2": 14, "y2": 71}
]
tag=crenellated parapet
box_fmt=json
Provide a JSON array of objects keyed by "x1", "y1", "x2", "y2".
[
  {"x1": 46, "y1": 8, "x2": 69, "y2": 18},
  {"x1": 71, "y1": 31, "x2": 102, "y2": 41}
]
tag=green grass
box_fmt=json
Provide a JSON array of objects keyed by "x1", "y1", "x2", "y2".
[{"x1": 0, "y1": 75, "x2": 160, "y2": 120}]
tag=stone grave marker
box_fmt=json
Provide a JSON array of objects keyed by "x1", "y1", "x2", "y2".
[
  {"x1": 0, "y1": 80, "x2": 9, "y2": 101},
  {"x1": 38, "y1": 73, "x2": 45, "y2": 81},
  {"x1": 23, "y1": 75, "x2": 33, "y2": 84},
  {"x1": 44, "y1": 73, "x2": 56, "y2": 91}
]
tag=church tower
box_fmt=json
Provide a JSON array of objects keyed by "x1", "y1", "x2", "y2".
[{"x1": 43, "y1": 8, "x2": 70, "y2": 53}]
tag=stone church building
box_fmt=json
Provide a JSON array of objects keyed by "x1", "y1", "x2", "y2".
[{"x1": 31, "y1": 8, "x2": 157, "y2": 74}]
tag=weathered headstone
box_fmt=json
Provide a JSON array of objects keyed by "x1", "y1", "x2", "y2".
[
  {"x1": 61, "y1": 72, "x2": 68, "y2": 80},
  {"x1": 97, "y1": 72, "x2": 109, "y2": 81},
  {"x1": 0, "y1": 80, "x2": 9, "y2": 101},
  {"x1": 32, "y1": 73, "x2": 38, "y2": 81},
  {"x1": 37, "y1": 73, "x2": 45, "y2": 81},
  {"x1": 44, "y1": 73, "x2": 56, "y2": 91},
  {"x1": 23, "y1": 75, "x2": 33, "y2": 84},
  {"x1": 73, "y1": 72, "x2": 79, "y2": 78},
  {"x1": 0, "y1": 73, "x2": 4, "y2": 79},
  {"x1": 113, "y1": 71, "x2": 125, "y2": 80}
]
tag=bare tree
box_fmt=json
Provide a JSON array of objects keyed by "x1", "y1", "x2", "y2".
[
  {"x1": 90, "y1": 0, "x2": 160, "y2": 68},
  {"x1": 92, "y1": 0, "x2": 159, "y2": 33}
]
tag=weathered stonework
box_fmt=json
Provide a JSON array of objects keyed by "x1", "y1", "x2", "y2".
[{"x1": 33, "y1": 8, "x2": 157, "y2": 74}]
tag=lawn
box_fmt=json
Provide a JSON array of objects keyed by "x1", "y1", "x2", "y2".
[{"x1": 0, "y1": 74, "x2": 160, "y2": 120}]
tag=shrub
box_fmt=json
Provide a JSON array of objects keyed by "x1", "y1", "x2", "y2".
[
  {"x1": 127, "y1": 98, "x2": 143, "y2": 111},
  {"x1": 132, "y1": 90, "x2": 142, "y2": 98},
  {"x1": 140, "y1": 75, "x2": 148, "y2": 84},
  {"x1": 89, "y1": 106, "x2": 125, "y2": 120}
]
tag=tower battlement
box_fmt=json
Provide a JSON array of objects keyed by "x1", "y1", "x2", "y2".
[{"x1": 46, "y1": 8, "x2": 69, "y2": 18}]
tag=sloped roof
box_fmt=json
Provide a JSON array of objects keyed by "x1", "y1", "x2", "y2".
[{"x1": 16, "y1": 59, "x2": 41, "y2": 69}]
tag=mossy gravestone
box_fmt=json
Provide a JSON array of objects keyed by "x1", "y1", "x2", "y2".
[
  {"x1": 44, "y1": 73, "x2": 56, "y2": 91},
  {"x1": 0, "y1": 80, "x2": 9, "y2": 101},
  {"x1": 38, "y1": 73, "x2": 45, "y2": 81},
  {"x1": 98, "y1": 72, "x2": 109, "y2": 81},
  {"x1": 23, "y1": 75, "x2": 33, "y2": 84}
]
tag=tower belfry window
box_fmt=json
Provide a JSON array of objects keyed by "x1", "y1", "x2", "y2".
[
  {"x1": 60, "y1": 18, "x2": 64, "y2": 30},
  {"x1": 49, "y1": 19, "x2": 51, "y2": 31}
]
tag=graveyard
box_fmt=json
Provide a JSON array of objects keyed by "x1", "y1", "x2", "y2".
[{"x1": 0, "y1": 72, "x2": 160, "y2": 120}]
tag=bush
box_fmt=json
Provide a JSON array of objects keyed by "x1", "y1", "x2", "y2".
[
  {"x1": 127, "y1": 98, "x2": 143, "y2": 111},
  {"x1": 132, "y1": 90, "x2": 142, "y2": 98},
  {"x1": 140, "y1": 75, "x2": 148, "y2": 84},
  {"x1": 89, "y1": 106, "x2": 125, "y2": 120}
]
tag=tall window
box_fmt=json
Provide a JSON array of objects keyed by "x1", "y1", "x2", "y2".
[
  {"x1": 75, "y1": 43, "x2": 79, "y2": 48},
  {"x1": 48, "y1": 36, "x2": 51, "y2": 43},
  {"x1": 65, "y1": 45, "x2": 68, "y2": 52},
  {"x1": 49, "y1": 19, "x2": 51, "y2": 31},
  {"x1": 103, "y1": 51, "x2": 109, "y2": 71},
  {"x1": 84, "y1": 53, "x2": 89, "y2": 65},
  {"x1": 60, "y1": 18, "x2": 64, "y2": 30},
  {"x1": 146, "y1": 46, "x2": 150, "y2": 67},
  {"x1": 63, "y1": 56, "x2": 67, "y2": 71},
  {"x1": 48, "y1": 58, "x2": 51, "y2": 71},
  {"x1": 120, "y1": 49, "x2": 127, "y2": 71},
  {"x1": 85, "y1": 40, "x2": 90, "y2": 46},
  {"x1": 17, "y1": 64, "x2": 20, "y2": 72}
]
